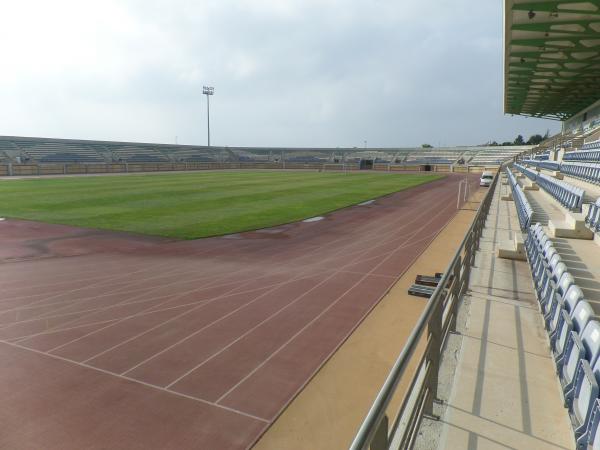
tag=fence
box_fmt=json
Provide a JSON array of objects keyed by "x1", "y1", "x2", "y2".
[{"x1": 349, "y1": 168, "x2": 500, "y2": 450}]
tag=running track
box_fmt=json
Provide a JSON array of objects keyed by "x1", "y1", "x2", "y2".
[{"x1": 0, "y1": 173, "x2": 479, "y2": 449}]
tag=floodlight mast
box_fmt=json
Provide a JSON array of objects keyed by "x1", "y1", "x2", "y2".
[{"x1": 203, "y1": 86, "x2": 214, "y2": 147}]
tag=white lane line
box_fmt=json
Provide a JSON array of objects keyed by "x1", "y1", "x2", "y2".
[
  {"x1": 302, "y1": 216, "x2": 324, "y2": 223},
  {"x1": 215, "y1": 191, "x2": 461, "y2": 404},
  {"x1": 0, "y1": 339, "x2": 269, "y2": 424},
  {"x1": 124, "y1": 192, "x2": 447, "y2": 382}
]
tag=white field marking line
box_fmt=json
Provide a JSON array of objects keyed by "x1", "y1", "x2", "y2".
[
  {"x1": 3, "y1": 260, "x2": 256, "y2": 322},
  {"x1": 14, "y1": 272, "x2": 322, "y2": 347},
  {"x1": 13, "y1": 256, "x2": 332, "y2": 343},
  {"x1": 167, "y1": 197, "x2": 456, "y2": 393},
  {"x1": 49, "y1": 265, "x2": 330, "y2": 357},
  {"x1": 136, "y1": 181, "x2": 464, "y2": 373},
  {"x1": 37, "y1": 266, "x2": 280, "y2": 352},
  {"x1": 24, "y1": 178, "x2": 460, "y2": 360},
  {"x1": 0, "y1": 230, "x2": 253, "y2": 288},
  {"x1": 6, "y1": 263, "x2": 260, "y2": 338},
  {"x1": 2, "y1": 235, "x2": 291, "y2": 313},
  {"x1": 120, "y1": 189, "x2": 449, "y2": 379},
  {"x1": 2, "y1": 176, "x2": 445, "y2": 294},
  {"x1": 0, "y1": 339, "x2": 269, "y2": 424},
  {"x1": 229, "y1": 177, "x2": 449, "y2": 268},
  {"x1": 0, "y1": 257, "x2": 182, "y2": 310},
  {"x1": 12, "y1": 179, "x2": 422, "y2": 319},
  {"x1": 6, "y1": 238, "x2": 268, "y2": 303},
  {"x1": 2, "y1": 269, "x2": 225, "y2": 330},
  {"x1": 0, "y1": 252, "x2": 217, "y2": 294},
  {"x1": 16, "y1": 241, "x2": 388, "y2": 342},
  {"x1": 85, "y1": 269, "x2": 333, "y2": 367},
  {"x1": 0, "y1": 269, "x2": 155, "y2": 295},
  {"x1": 0, "y1": 250, "x2": 209, "y2": 291},
  {"x1": 339, "y1": 270, "x2": 397, "y2": 279},
  {"x1": 252, "y1": 203, "x2": 460, "y2": 425},
  {"x1": 12, "y1": 280, "x2": 293, "y2": 344},
  {"x1": 271, "y1": 182, "x2": 449, "y2": 270},
  {"x1": 0, "y1": 254, "x2": 185, "y2": 302},
  {"x1": 214, "y1": 190, "x2": 461, "y2": 404},
  {"x1": 4, "y1": 255, "x2": 234, "y2": 308},
  {"x1": 36, "y1": 186, "x2": 439, "y2": 346},
  {"x1": 9, "y1": 264, "x2": 287, "y2": 334},
  {"x1": 2, "y1": 254, "x2": 251, "y2": 321}
]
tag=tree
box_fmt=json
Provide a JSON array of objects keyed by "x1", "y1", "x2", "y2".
[
  {"x1": 421, "y1": 144, "x2": 433, "y2": 148},
  {"x1": 502, "y1": 141, "x2": 513, "y2": 146},
  {"x1": 514, "y1": 135, "x2": 525, "y2": 145},
  {"x1": 527, "y1": 134, "x2": 544, "y2": 145}
]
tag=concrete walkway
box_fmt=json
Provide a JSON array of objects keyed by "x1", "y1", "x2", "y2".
[{"x1": 435, "y1": 181, "x2": 573, "y2": 449}]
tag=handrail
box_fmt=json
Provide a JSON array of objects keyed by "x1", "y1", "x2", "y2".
[{"x1": 350, "y1": 168, "x2": 501, "y2": 450}]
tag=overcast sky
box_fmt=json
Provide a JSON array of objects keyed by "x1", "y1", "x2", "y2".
[{"x1": 0, "y1": 0, "x2": 560, "y2": 148}]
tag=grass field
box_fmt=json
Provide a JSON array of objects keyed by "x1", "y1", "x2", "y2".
[{"x1": 0, "y1": 171, "x2": 444, "y2": 239}]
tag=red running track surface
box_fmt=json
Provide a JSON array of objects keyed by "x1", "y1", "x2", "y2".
[{"x1": 0, "y1": 173, "x2": 479, "y2": 449}]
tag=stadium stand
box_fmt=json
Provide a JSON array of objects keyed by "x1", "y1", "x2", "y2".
[
  {"x1": 111, "y1": 146, "x2": 169, "y2": 163},
  {"x1": 468, "y1": 146, "x2": 526, "y2": 165},
  {"x1": 564, "y1": 148, "x2": 600, "y2": 163},
  {"x1": 514, "y1": 163, "x2": 584, "y2": 212},
  {"x1": 13, "y1": 140, "x2": 105, "y2": 163},
  {"x1": 586, "y1": 199, "x2": 600, "y2": 235},
  {"x1": 351, "y1": 2, "x2": 600, "y2": 448},
  {"x1": 0, "y1": 136, "x2": 534, "y2": 172}
]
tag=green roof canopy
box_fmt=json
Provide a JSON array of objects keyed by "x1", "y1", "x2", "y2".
[{"x1": 504, "y1": 0, "x2": 600, "y2": 120}]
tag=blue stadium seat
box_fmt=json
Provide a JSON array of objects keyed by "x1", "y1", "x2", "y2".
[
  {"x1": 581, "y1": 398, "x2": 600, "y2": 449},
  {"x1": 586, "y1": 198, "x2": 600, "y2": 234},
  {"x1": 561, "y1": 321, "x2": 600, "y2": 404},
  {"x1": 569, "y1": 355, "x2": 600, "y2": 442}
]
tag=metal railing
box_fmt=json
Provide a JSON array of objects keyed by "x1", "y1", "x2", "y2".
[{"x1": 349, "y1": 168, "x2": 501, "y2": 450}]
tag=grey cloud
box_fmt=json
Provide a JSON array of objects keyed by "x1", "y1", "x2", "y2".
[{"x1": 0, "y1": 0, "x2": 560, "y2": 147}]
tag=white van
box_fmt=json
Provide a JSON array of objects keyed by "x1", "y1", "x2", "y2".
[{"x1": 480, "y1": 171, "x2": 494, "y2": 187}]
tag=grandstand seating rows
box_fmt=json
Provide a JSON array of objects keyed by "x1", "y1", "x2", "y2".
[
  {"x1": 582, "y1": 141, "x2": 600, "y2": 151},
  {"x1": 525, "y1": 160, "x2": 561, "y2": 172},
  {"x1": 534, "y1": 152, "x2": 550, "y2": 161},
  {"x1": 514, "y1": 163, "x2": 584, "y2": 212},
  {"x1": 564, "y1": 149, "x2": 600, "y2": 163},
  {"x1": 506, "y1": 167, "x2": 533, "y2": 230},
  {"x1": 585, "y1": 199, "x2": 600, "y2": 234},
  {"x1": 0, "y1": 136, "x2": 530, "y2": 166},
  {"x1": 526, "y1": 224, "x2": 600, "y2": 448},
  {"x1": 469, "y1": 148, "x2": 524, "y2": 165}
]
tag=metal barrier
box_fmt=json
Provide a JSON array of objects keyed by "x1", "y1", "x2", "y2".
[{"x1": 350, "y1": 168, "x2": 500, "y2": 450}]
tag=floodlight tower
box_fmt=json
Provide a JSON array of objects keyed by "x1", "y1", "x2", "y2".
[{"x1": 203, "y1": 86, "x2": 214, "y2": 147}]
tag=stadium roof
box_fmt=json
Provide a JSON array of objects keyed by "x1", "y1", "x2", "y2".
[{"x1": 504, "y1": 0, "x2": 600, "y2": 120}]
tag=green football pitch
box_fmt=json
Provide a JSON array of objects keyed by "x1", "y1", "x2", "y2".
[{"x1": 0, "y1": 171, "x2": 444, "y2": 239}]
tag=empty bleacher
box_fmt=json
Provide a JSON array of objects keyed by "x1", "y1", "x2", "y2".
[
  {"x1": 468, "y1": 146, "x2": 527, "y2": 165},
  {"x1": 111, "y1": 146, "x2": 169, "y2": 163},
  {"x1": 13, "y1": 140, "x2": 105, "y2": 163},
  {"x1": 430, "y1": 170, "x2": 574, "y2": 448},
  {"x1": 0, "y1": 136, "x2": 532, "y2": 171},
  {"x1": 514, "y1": 162, "x2": 585, "y2": 212},
  {"x1": 525, "y1": 223, "x2": 600, "y2": 447},
  {"x1": 429, "y1": 162, "x2": 600, "y2": 448}
]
